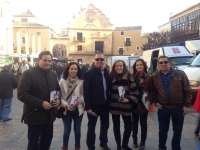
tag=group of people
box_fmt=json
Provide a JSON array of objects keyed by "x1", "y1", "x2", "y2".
[{"x1": 15, "y1": 51, "x2": 192, "y2": 150}]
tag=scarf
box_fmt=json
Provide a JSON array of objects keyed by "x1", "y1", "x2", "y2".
[
  {"x1": 66, "y1": 76, "x2": 79, "y2": 104},
  {"x1": 134, "y1": 72, "x2": 146, "y2": 88}
]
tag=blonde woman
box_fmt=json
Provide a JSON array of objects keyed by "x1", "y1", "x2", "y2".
[{"x1": 19, "y1": 60, "x2": 29, "y2": 74}]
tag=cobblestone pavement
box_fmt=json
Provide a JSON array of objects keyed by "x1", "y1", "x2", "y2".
[{"x1": 0, "y1": 90, "x2": 200, "y2": 150}]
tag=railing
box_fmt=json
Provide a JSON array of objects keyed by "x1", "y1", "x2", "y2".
[
  {"x1": 74, "y1": 37, "x2": 85, "y2": 42},
  {"x1": 124, "y1": 42, "x2": 131, "y2": 46}
]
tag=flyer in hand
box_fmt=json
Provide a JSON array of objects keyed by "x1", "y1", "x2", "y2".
[
  {"x1": 50, "y1": 91, "x2": 60, "y2": 106},
  {"x1": 70, "y1": 96, "x2": 78, "y2": 110},
  {"x1": 118, "y1": 86, "x2": 125, "y2": 101},
  {"x1": 142, "y1": 91, "x2": 149, "y2": 110}
]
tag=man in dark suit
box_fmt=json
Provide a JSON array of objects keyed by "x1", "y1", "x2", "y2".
[{"x1": 84, "y1": 52, "x2": 111, "y2": 150}]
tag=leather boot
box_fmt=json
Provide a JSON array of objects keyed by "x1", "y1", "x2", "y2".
[
  {"x1": 62, "y1": 147, "x2": 68, "y2": 150},
  {"x1": 75, "y1": 146, "x2": 80, "y2": 150}
]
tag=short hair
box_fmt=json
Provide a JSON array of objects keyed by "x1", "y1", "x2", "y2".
[
  {"x1": 109, "y1": 60, "x2": 129, "y2": 79},
  {"x1": 132, "y1": 59, "x2": 148, "y2": 75},
  {"x1": 63, "y1": 62, "x2": 83, "y2": 80},
  {"x1": 3, "y1": 65, "x2": 11, "y2": 72},
  {"x1": 38, "y1": 51, "x2": 53, "y2": 60},
  {"x1": 158, "y1": 56, "x2": 170, "y2": 62},
  {"x1": 95, "y1": 51, "x2": 104, "y2": 57}
]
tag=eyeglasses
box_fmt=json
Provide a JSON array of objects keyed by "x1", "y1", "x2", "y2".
[
  {"x1": 95, "y1": 58, "x2": 104, "y2": 61},
  {"x1": 158, "y1": 61, "x2": 169, "y2": 64},
  {"x1": 42, "y1": 59, "x2": 52, "y2": 63}
]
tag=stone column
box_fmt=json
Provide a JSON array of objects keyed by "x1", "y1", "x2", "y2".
[
  {"x1": 32, "y1": 34, "x2": 35, "y2": 54},
  {"x1": 25, "y1": 33, "x2": 29, "y2": 55},
  {"x1": 17, "y1": 31, "x2": 21, "y2": 54},
  {"x1": 5, "y1": 28, "x2": 8, "y2": 54},
  {"x1": 38, "y1": 35, "x2": 41, "y2": 53}
]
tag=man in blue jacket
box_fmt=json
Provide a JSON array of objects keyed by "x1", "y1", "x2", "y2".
[
  {"x1": 0, "y1": 65, "x2": 18, "y2": 122},
  {"x1": 84, "y1": 52, "x2": 111, "y2": 150}
]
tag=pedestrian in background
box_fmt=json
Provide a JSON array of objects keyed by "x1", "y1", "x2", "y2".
[
  {"x1": 56, "y1": 62, "x2": 64, "y2": 81},
  {"x1": 152, "y1": 56, "x2": 192, "y2": 150},
  {"x1": 17, "y1": 51, "x2": 60, "y2": 150},
  {"x1": 19, "y1": 60, "x2": 29, "y2": 74},
  {"x1": 109, "y1": 60, "x2": 138, "y2": 150},
  {"x1": 80, "y1": 62, "x2": 88, "y2": 75},
  {"x1": 0, "y1": 65, "x2": 18, "y2": 122},
  {"x1": 84, "y1": 52, "x2": 111, "y2": 150},
  {"x1": 59, "y1": 62, "x2": 84, "y2": 150},
  {"x1": 132, "y1": 59, "x2": 152, "y2": 150}
]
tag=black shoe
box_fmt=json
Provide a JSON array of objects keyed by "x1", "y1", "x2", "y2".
[
  {"x1": 133, "y1": 143, "x2": 138, "y2": 148},
  {"x1": 122, "y1": 145, "x2": 132, "y2": 150},
  {"x1": 100, "y1": 145, "x2": 111, "y2": 150},
  {"x1": 117, "y1": 146, "x2": 122, "y2": 150},
  {"x1": 194, "y1": 130, "x2": 199, "y2": 136},
  {"x1": 139, "y1": 142, "x2": 145, "y2": 150},
  {"x1": 3, "y1": 118, "x2": 12, "y2": 122}
]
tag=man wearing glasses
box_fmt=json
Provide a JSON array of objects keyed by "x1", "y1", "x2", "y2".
[
  {"x1": 84, "y1": 52, "x2": 111, "y2": 150},
  {"x1": 17, "y1": 51, "x2": 60, "y2": 150},
  {"x1": 152, "y1": 56, "x2": 192, "y2": 150}
]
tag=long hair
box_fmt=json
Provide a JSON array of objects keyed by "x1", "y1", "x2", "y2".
[
  {"x1": 62, "y1": 62, "x2": 83, "y2": 80},
  {"x1": 132, "y1": 59, "x2": 148, "y2": 76},
  {"x1": 109, "y1": 60, "x2": 129, "y2": 79}
]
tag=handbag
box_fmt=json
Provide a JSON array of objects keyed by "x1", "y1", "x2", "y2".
[
  {"x1": 134, "y1": 103, "x2": 147, "y2": 115},
  {"x1": 56, "y1": 84, "x2": 78, "y2": 118}
]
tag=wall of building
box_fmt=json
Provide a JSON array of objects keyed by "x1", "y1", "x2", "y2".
[
  {"x1": 0, "y1": 0, "x2": 13, "y2": 54},
  {"x1": 112, "y1": 30, "x2": 147, "y2": 56},
  {"x1": 13, "y1": 27, "x2": 51, "y2": 54}
]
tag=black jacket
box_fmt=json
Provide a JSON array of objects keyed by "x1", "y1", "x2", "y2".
[
  {"x1": 81, "y1": 65, "x2": 88, "y2": 75},
  {"x1": 55, "y1": 65, "x2": 64, "y2": 75},
  {"x1": 0, "y1": 70, "x2": 18, "y2": 99},
  {"x1": 83, "y1": 67, "x2": 110, "y2": 110},
  {"x1": 17, "y1": 66, "x2": 60, "y2": 125}
]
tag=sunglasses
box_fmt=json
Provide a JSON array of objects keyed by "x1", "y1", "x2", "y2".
[
  {"x1": 158, "y1": 61, "x2": 169, "y2": 64},
  {"x1": 95, "y1": 58, "x2": 104, "y2": 61}
]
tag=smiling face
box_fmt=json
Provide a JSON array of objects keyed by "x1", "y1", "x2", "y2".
[
  {"x1": 115, "y1": 61, "x2": 124, "y2": 74},
  {"x1": 38, "y1": 55, "x2": 52, "y2": 70},
  {"x1": 68, "y1": 64, "x2": 78, "y2": 78},
  {"x1": 136, "y1": 61, "x2": 144, "y2": 73},
  {"x1": 94, "y1": 54, "x2": 105, "y2": 69}
]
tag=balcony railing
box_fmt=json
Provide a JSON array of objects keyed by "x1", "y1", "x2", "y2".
[
  {"x1": 124, "y1": 42, "x2": 131, "y2": 46},
  {"x1": 74, "y1": 37, "x2": 85, "y2": 42}
]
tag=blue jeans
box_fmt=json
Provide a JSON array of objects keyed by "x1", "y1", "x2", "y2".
[
  {"x1": 62, "y1": 109, "x2": 83, "y2": 147},
  {"x1": 158, "y1": 107, "x2": 184, "y2": 150},
  {"x1": 0, "y1": 98, "x2": 12, "y2": 120},
  {"x1": 57, "y1": 74, "x2": 62, "y2": 81}
]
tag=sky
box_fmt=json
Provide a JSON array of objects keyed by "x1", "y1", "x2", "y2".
[{"x1": 9, "y1": 0, "x2": 200, "y2": 33}]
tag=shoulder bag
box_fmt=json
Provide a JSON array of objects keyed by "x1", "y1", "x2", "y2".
[{"x1": 56, "y1": 84, "x2": 78, "y2": 118}]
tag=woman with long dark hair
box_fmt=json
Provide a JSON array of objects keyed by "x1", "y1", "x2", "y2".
[
  {"x1": 59, "y1": 62, "x2": 84, "y2": 150},
  {"x1": 109, "y1": 60, "x2": 138, "y2": 150},
  {"x1": 132, "y1": 59, "x2": 152, "y2": 150}
]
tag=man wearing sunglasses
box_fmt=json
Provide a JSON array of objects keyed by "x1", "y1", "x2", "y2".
[
  {"x1": 152, "y1": 56, "x2": 192, "y2": 150},
  {"x1": 84, "y1": 52, "x2": 111, "y2": 150}
]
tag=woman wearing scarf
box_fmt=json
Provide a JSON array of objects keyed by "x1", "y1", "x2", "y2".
[
  {"x1": 132, "y1": 59, "x2": 152, "y2": 150},
  {"x1": 109, "y1": 60, "x2": 138, "y2": 150},
  {"x1": 59, "y1": 62, "x2": 84, "y2": 150}
]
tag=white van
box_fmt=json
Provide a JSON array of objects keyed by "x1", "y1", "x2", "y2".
[
  {"x1": 106, "y1": 54, "x2": 141, "y2": 72},
  {"x1": 183, "y1": 54, "x2": 200, "y2": 103},
  {"x1": 142, "y1": 46, "x2": 194, "y2": 71}
]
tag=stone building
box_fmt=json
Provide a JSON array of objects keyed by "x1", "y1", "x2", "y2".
[
  {"x1": 112, "y1": 26, "x2": 147, "y2": 56},
  {"x1": 170, "y1": 2, "x2": 200, "y2": 43},
  {"x1": 0, "y1": 0, "x2": 13, "y2": 55},
  {"x1": 63, "y1": 3, "x2": 113, "y2": 65},
  {"x1": 13, "y1": 10, "x2": 69, "y2": 60}
]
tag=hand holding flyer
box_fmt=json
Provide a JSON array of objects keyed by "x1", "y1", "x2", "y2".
[
  {"x1": 142, "y1": 92, "x2": 149, "y2": 110},
  {"x1": 50, "y1": 91, "x2": 60, "y2": 106},
  {"x1": 70, "y1": 96, "x2": 78, "y2": 111},
  {"x1": 118, "y1": 86, "x2": 125, "y2": 101}
]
